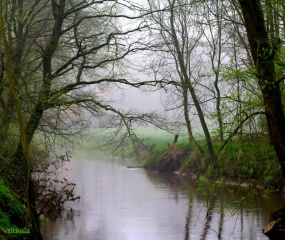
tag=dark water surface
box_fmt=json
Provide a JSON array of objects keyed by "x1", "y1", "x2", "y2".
[{"x1": 42, "y1": 154, "x2": 284, "y2": 240}]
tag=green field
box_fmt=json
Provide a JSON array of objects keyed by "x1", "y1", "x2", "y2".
[
  {"x1": 75, "y1": 127, "x2": 191, "y2": 153},
  {"x1": 134, "y1": 127, "x2": 188, "y2": 151}
]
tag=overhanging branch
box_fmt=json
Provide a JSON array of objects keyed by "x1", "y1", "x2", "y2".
[{"x1": 217, "y1": 111, "x2": 267, "y2": 155}]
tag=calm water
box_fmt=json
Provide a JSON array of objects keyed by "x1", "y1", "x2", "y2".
[{"x1": 42, "y1": 154, "x2": 284, "y2": 240}]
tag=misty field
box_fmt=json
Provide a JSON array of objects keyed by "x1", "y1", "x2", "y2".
[{"x1": 75, "y1": 127, "x2": 191, "y2": 153}]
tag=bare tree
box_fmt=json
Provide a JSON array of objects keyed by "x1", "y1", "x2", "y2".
[{"x1": 146, "y1": 0, "x2": 216, "y2": 161}]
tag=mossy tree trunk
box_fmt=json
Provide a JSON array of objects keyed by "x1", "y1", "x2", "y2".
[{"x1": 0, "y1": 0, "x2": 65, "y2": 238}]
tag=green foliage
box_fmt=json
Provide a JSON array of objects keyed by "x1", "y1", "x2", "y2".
[
  {"x1": 180, "y1": 146, "x2": 202, "y2": 171},
  {"x1": 143, "y1": 150, "x2": 168, "y2": 168},
  {"x1": 177, "y1": 142, "x2": 193, "y2": 155},
  {"x1": 146, "y1": 136, "x2": 281, "y2": 189},
  {"x1": 0, "y1": 178, "x2": 27, "y2": 238},
  {"x1": 197, "y1": 176, "x2": 208, "y2": 185},
  {"x1": 217, "y1": 140, "x2": 280, "y2": 185}
]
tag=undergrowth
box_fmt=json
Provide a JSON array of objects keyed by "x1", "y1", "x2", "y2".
[
  {"x1": 0, "y1": 178, "x2": 28, "y2": 239},
  {"x1": 144, "y1": 137, "x2": 282, "y2": 189},
  {"x1": 179, "y1": 139, "x2": 282, "y2": 189}
]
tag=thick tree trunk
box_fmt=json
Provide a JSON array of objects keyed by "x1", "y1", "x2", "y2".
[
  {"x1": 239, "y1": 0, "x2": 285, "y2": 179},
  {"x1": 5, "y1": 1, "x2": 66, "y2": 239},
  {"x1": 0, "y1": 96, "x2": 15, "y2": 147},
  {"x1": 27, "y1": 179, "x2": 43, "y2": 240}
]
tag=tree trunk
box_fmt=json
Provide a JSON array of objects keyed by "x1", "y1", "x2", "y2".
[
  {"x1": 28, "y1": 179, "x2": 43, "y2": 240},
  {"x1": 168, "y1": 0, "x2": 216, "y2": 163},
  {"x1": 182, "y1": 86, "x2": 194, "y2": 143},
  {"x1": 263, "y1": 207, "x2": 285, "y2": 240},
  {"x1": 238, "y1": 0, "x2": 285, "y2": 179}
]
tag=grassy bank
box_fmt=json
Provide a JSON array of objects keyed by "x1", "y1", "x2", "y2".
[
  {"x1": 70, "y1": 127, "x2": 282, "y2": 189},
  {"x1": 144, "y1": 138, "x2": 282, "y2": 190}
]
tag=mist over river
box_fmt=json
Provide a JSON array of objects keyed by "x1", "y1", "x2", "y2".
[{"x1": 42, "y1": 152, "x2": 284, "y2": 240}]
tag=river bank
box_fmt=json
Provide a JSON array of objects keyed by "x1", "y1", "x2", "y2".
[
  {"x1": 142, "y1": 142, "x2": 285, "y2": 239},
  {"x1": 143, "y1": 140, "x2": 284, "y2": 191}
]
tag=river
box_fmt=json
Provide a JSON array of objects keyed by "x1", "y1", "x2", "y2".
[{"x1": 42, "y1": 153, "x2": 284, "y2": 240}]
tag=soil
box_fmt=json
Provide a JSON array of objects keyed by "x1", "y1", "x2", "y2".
[{"x1": 145, "y1": 148, "x2": 184, "y2": 173}]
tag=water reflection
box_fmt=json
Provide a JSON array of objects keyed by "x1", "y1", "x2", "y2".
[
  {"x1": 180, "y1": 179, "x2": 284, "y2": 240},
  {"x1": 42, "y1": 156, "x2": 284, "y2": 240}
]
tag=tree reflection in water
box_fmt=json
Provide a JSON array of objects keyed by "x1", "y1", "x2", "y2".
[
  {"x1": 180, "y1": 177, "x2": 283, "y2": 240},
  {"x1": 42, "y1": 158, "x2": 284, "y2": 240}
]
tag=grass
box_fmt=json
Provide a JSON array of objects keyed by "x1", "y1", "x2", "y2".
[
  {"x1": 134, "y1": 127, "x2": 186, "y2": 151},
  {"x1": 74, "y1": 126, "x2": 188, "y2": 153},
  {"x1": 218, "y1": 140, "x2": 280, "y2": 186},
  {"x1": 141, "y1": 131, "x2": 282, "y2": 189},
  {"x1": 178, "y1": 138, "x2": 281, "y2": 188}
]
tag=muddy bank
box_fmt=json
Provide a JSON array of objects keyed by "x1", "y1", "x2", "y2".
[{"x1": 143, "y1": 148, "x2": 185, "y2": 172}]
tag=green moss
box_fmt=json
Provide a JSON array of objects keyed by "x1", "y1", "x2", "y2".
[
  {"x1": 0, "y1": 178, "x2": 27, "y2": 238},
  {"x1": 0, "y1": 211, "x2": 11, "y2": 230}
]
